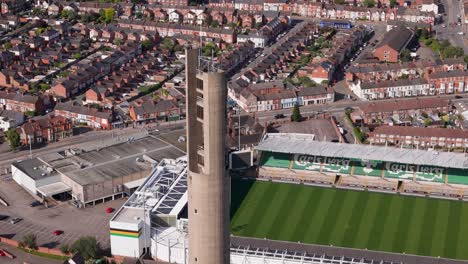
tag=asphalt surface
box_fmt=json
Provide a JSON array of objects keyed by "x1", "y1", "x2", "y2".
[{"x1": 436, "y1": 0, "x2": 467, "y2": 53}]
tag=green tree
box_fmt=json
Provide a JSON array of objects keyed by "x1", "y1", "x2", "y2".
[
  {"x1": 5, "y1": 129, "x2": 20, "y2": 150},
  {"x1": 113, "y1": 38, "x2": 122, "y2": 46},
  {"x1": 291, "y1": 104, "x2": 302, "y2": 122},
  {"x1": 39, "y1": 83, "x2": 50, "y2": 91},
  {"x1": 210, "y1": 20, "x2": 220, "y2": 28},
  {"x1": 19, "y1": 234, "x2": 37, "y2": 250},
  {"x1": 73, "y1": 53, "x2": 82, "y2": 60},
  {"x1": 464, "y1": 55, "x2": 468, "y2": 64},
  {"x1": 400, "y1": 48, "x2": 412, "y2": 62},
  {"x1": 60, "y1": 244, "x2": 70, "y2": 255},
  {"x1": 390, "y1": 0, "x2": 397, "y2": 7},
  {"x1": 100, "y1": 8, "x2": 115, "y2": 24},
  {"x1": 442, "y1": 46, "x2": 464, "y2": 59},
  {"x1": 335, "y1": 0, "x2": 346, "y2": 4},
  {"x1": 202, "y1": 42, "x2": 219, "y2": 56},
  {"x1": 321, "y1": 80, "x2": 329, "y2": 85},
  {"x1": 363, "y1": 0, "x2": 376, "y2": 7},
  {"x1": 71, "y1": 236, "x2": 101, "y2": 260},
  {"x1": 141, "y1": 39, "x2": 154, "y2": 52},
  {"x1": 3, "y1": 42, "x2": 12, "y2": 50},
  {"x1": 61, "y1": 10, "x2": 77, "y2": 20}
]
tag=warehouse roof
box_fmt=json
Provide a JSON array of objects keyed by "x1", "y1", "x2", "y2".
[{"x1": 256, "y1": 133, "x2": 468, "y2": 169}]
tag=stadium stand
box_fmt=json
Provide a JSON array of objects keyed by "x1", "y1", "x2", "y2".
[
  {"x1": 255, "y1": 134, "x2": 468, "y2": 198},
  {"x1": 352, "y1": 160, "x2": 384, "y2": 177},
  {"x1": 261, "y1": 152, "x2": 291, "y2": 169}
]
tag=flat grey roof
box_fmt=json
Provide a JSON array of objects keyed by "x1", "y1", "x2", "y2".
[
  {"x1": 57, "y1": 136, "x2": 185, "y2": 186},
  {"x1": 12, "y1": 158, "x2": 57, "y2": 180},
  {"x1": 256, "y1": 133, "x2": 468, "y2": 169}
]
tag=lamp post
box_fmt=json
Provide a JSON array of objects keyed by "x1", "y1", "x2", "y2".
[{"x1": 233, "y1": 107, "x2": 241, "y2": 150}]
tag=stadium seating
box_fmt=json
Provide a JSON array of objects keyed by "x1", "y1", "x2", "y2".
[
  {"x1": 383, "y1": 162, "x2": 414, "y2": 180},
  {"x1": 261, "y1": 152, "x2": 291, "y2": 168},
  {"x1": 259, "y1": 151, "x2": 468, "y2": 187},
  {"x1": 414, "y1": 165, "x2": 445, "y2": 183},
  {"x1": 352, "y1": 160, "x2": 383, "y2": 177},
  {"x1": 447, "y1": 168, "x2": 468, "y2": 185}
]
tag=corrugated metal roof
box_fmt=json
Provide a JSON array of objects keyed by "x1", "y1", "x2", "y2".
[{"x1": 255, "y1": 133, "x2": 468, "y2": 169}]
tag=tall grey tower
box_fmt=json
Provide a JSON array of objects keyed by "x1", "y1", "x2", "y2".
[{"x1": 185, "y1": 48, "x2": 230, "y2": 264}]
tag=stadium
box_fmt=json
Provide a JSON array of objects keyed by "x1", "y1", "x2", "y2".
[
  {"x1": 228, "y1": 133, "x2": 468, "y2": 261},
  {"x1": 255, "y1": 133, "x2": 468, "y2": 197}
]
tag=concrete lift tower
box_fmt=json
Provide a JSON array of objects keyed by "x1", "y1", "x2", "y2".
[{"x1": 185, "y1": 48, "x2": 230, "y2": 264}]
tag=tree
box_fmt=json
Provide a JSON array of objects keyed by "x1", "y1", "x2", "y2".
[
  {"x1": 363, "y1": 0, "x2": 375, "y2": 7},
  {"x1": 19, "y1": 234, "x2": 37, "y2": 250},
  {"x1": 71, "y1": 236, "x2": 101, "y2": 260},
  {"x1": 73, "y1": 53, "x2": 82, "y2": 60},
  {"x1": 210, "y1": 20, "x2": 219, "y2": 28},
  {"x1": 442, "y1": 46, "x2": 464, "y2": 59},
  {"x1": 390, "y1": 0, "x2": 397, "y2": 8},
  {"x1": 254, "y1": 22, "x2": 263, "y2": 29},
  {"x1": 335, "y1": 0, "x2": 346, "y2": 4},
  {"x1": 3, "y1": 42, "x2": 12, "y2": 50},
  {"x1": 202, "y1": 42, "x2": 219, "y2": 56},
  {"x1": 464, "y1": 55, "x2": 468, "y2": 64},
  {"x1": 100, "y1": 8, "x2": 115, "y2": 24},
  {"x1": 291, "y1": 104, "x2": 302, "y2": 122},
  {"x1": 113, "y1": 38, "x2": 122, "y2": 46},
  {"x1": 141, "y1": 39, "x2": 154, "y2": 52},
  {"x1": 5, "y1": 129, "x2": 20, "y2": 150},
  {"x1": 60, "y1": 244, "x2": 70, "y2": 255},
  {"x1": 400, "y1": 48, "x2": 412, "y2": 62},
  {"x1": 39, "y1": 83, "x2": 50, "y2": 91},
  {"x1": 61, "y1": 10, "x2": 77, "y2": 20}
]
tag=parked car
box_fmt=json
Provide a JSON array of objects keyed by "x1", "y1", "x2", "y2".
[
  {"x1": 0, "y1": 215, "x2": 8, "y2": 220},
  {"x1": 106, "y1": 207, "x2": 114, "y2": 213},
  {"x1": 274, "y1": 114, "x2": 285, "y2": 119},
  {"x1": 30, "y1": 201, "x2": 42, "y2": 207},
  {"x1": 53, "y1": 230, "x2": 63, "y2": 236},
  {"x1": 9, "y1": 217, "x2": 22, "y2": 224},
  {"x1": 0, "y1": 250, "x2": 5, "y2": 257}
]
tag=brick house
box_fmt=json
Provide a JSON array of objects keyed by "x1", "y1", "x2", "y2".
[
  {"x1": 373, "y1": 26, "x2": 414, "y2": 62},
  {"x1": 297, "y1": 61, "x2": 334, "y2": 84},
  {"x1": 129, "y1": 98, "x2": 182, "y2": 123},
  {"x1": 54, "y1": 102, "x2": 112, "y2": 130},
  {"x1": 369, "y1": 126, "x2": 468, "y2": 148},
  {"x1": 17, "y1": 115, "x2": 72, "y2": 145},
  {"x1": 428, "y1": 70, "x2": 468, "y2": 94},
  {"x1": 297, "y1": 86, "x2": 335, "y2": 106},
  {"x1": 0, "y1": 90, "x2": 44, "y2": 114},
  {"x1": 352, "y1": 98, "x2": 451, "y2": 125}
]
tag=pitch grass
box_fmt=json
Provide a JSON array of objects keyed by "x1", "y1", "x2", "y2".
[{"x1": 230, "y1": 178, "x2": 468, "y2": 260}]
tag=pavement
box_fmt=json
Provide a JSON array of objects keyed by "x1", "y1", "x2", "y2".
[
  {"x1": 0, "y1": 176, "x2": 125, "y2": 249},
  {"x1": 435, "y1": 0, "x2": 467, "y2": 53},
  {"x1": 0, "y1": 243, "x2": 62, "y2": 264}
]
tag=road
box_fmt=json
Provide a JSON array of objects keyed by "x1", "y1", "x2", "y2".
[
  {"x1": 246, "y1": 94, "x2": 468, "y2": 121},
  {"x1": 0, "y1": 121, "x2": 185, "y2": 170}
]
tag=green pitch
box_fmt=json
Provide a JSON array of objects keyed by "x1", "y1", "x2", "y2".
[{"x1": 230, "y1": 178, "x2": 468, "y2": 260}]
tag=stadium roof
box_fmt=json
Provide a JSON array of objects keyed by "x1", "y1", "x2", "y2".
[{"x1": 256, "y1": 133, "x2": 468, "y2": 169}]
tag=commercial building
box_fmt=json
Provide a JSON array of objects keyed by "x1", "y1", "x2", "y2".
[{"x1": 11, "y1": 136, "x2": 184, "y2": 206}]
